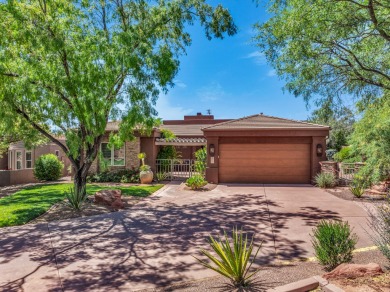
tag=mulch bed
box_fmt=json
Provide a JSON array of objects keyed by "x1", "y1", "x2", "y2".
[
  {"x1": 330, "y1": 272, "x2": 390, "y2": 292},
  {"x1": 30, "y1": 195, "x2": 143, "y2": 224},
  {"x1": 325, "y1": 186, "x2": 385, "y2": 202}
]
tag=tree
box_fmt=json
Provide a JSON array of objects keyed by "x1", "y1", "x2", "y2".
[
  {"x1": 350, "y1": 95, "x2": 390, "y2": 184},
  {"x1": 0, "y1": 0, "x2": 236, "y2": 194},
  {"x1": 254, "y1": 0, "x2": 390, "y2": 105},
  {"x1": 308, "y1": 100, "x2": 356, "y2": 151}
]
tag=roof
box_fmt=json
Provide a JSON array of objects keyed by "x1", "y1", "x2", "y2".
[
  {"x1": 160, "y1": 124, "x2": 206, "y2": 136},
  {"x1": 202, "y1": 114, "x2": 330, "y2": 131},
  {"x1": 155, "y1": 137, "x2": 206, "y2": 146}
]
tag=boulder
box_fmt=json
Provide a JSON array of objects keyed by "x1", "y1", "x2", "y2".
[
  {"x1": 324, "y1": 263, "x2": 383, "y2": 280},
  {"x1": 94, "y1": 189, "x2": 124, "y2": 209}
]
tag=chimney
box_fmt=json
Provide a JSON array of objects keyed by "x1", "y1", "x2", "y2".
[{"x1": 197, "y1": 112, "x2": 202, "y2": 116}]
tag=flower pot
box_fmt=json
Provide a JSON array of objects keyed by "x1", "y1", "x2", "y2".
[{"x1": 140, "y1": 170, "x2": 153, "y2": 184}]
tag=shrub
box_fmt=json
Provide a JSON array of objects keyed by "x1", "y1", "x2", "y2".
[
  {"x1": 325, "y1": 149, "x2": 337, "y2": 161},
  {"x1": 194, "y1": 147, "x2": 207, "y2": 177},
  {"x1": 311, "y1": 220, "x2": 358, "y2": 271},
  {"x1": 334, "y1": 146, "x2": 362, "y2": 163},
  {"x1": 186, "y1": 174, "x2": 207, "y2": 190},
  {"x1": 315, "y1": 172, "x2": 337, "y2": 188},
  {"x1": 367, "y1": 193, "x2": 390, "y2": 261},
  {"x1": 349, "y1": 176, "x2": 366, "y2": 198},
  {"x1": 87, "y1": 169, "x2": 139, "y2": 183},
  {"x1": 156, "y1": 172, "x2": 168, "y2": 182},
  {"x1": 194, "y1": 227, "x2": 262, "y2": 288},
  {"x1": 33, "y1": 154, "x2": 64, "y2": 181},
  {"x1": 64, "y1": 186, "x2": 88, "y2": 211}
]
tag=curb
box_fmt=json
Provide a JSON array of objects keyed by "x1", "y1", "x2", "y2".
[{"x1": 267, "y1": 275, "x2": 345, "y2": 292}]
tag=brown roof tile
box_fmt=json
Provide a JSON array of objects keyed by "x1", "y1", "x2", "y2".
[
  {"x1": 202, "y1": 114, "x2": 330, "y2": 131},
  {"x1": 160, "y1": 124, "x2": 206, "y2": 136}
]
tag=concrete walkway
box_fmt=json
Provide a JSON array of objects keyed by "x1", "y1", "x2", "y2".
[{"x1": 0, "y1": 183, "x2": 374, "y2": 291}]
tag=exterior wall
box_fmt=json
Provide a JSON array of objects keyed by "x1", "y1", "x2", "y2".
[
  {"x1": 311, "y1": 136, "x2": 327, "y2": 182},
  {"x1": 140, "y1": 137, "x2": 159, "y2": 172},
  {"x1": 0, "y1": 153, "x2": 8, "y2": 170},
  {"x1": 89, "y1": 135, "x2": 141, "y2": 174}
]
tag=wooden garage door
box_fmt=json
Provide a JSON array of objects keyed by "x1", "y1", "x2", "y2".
[{"x1": 219, "y1": 143, "x2": 311, "y2": 184}]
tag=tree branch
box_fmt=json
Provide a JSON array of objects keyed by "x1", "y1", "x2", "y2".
[{"x1": 368, "y1": 0, "x2": 390, "y2": 42}]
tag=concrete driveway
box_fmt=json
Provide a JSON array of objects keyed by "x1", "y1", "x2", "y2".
[{"x1": 0, "y1": 183, "x2": 373, "y2": 291}]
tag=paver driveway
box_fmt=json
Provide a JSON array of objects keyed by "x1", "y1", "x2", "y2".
[{"x1": 0, "y1": 183, "x2": 373, "y2": 291}]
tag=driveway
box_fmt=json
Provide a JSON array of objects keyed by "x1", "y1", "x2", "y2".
[{"x1": 0, "y1": 183, "x2": 373, "y2": 291}]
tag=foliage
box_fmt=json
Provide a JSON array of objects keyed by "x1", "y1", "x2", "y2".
[
  {"x1": 64, "y1": 186, "x2": 88, "y2": 211},
  {"x1": 254, "y1": 0, "x2": 389, "y2": 106},
  {"x1": 194, "y1": 227, "x2": 262, "y2": 288},
  {"x1": 33, "y1": 154, "x2": 64, "y2": 181},
  {"x1": 315, "y1": 172, "x2": 337, "y2": 188},
  {"x1": 194, "y1": 147, "x2": 207, "y2": 177},
  {"x1": 186, "y1": 174, "x2": 207, "y2": 190},
  {"x1": 333, "y1": 146, "x2": 361, "y2": 163},
  {"x1": 157, "y1": 146, "x2": 180, "y2": 160},
  {"x1": 350, "y1": 97, "x2": 390, "y2": 184},
  {"x1": 140, "y1": 165, "x2": 151, "y2": 172},
  {"x1": 326, "y1": 149, "x2": 337, "y2": 161},
  {"x1": 160, "y1": 129, "x2": 176, "y2": 140},
  {"x1": 0, "y1": 0, "x2": 236, "y2": 193},
  {"x1": 87, "y1": 169, "x2": 140, "y2": 183},
  {"x1": 349, "y1": 176, "x2": 366, "y2": 198},
  {"x1": 308, "y1": 102, "x2": 355, "y2": 151},
  {"x1": 311, "y1": 220, "x2": 358, "y2": 271},
  {"x1": 98, "y1": 151, "x2": 110, "y2": 173},
  {"x1": 0, "y1": 183, "x2": 163, "y2": 227},
  {"x1": 367, "y1": 193, "x2": 390, "y2": 261},
  {"x1": 156, "y1": 172, "x2": 168, "y2": 182}
]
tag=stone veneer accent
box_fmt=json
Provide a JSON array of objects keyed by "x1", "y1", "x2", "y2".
[
  {"x1": 319, "y1": 161, "x2": 338, "y2": 176},
  {"x1": 89, "y1": 136, "x2": 141, "y2": 174}
]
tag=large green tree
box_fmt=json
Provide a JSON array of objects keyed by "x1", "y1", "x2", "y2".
[
  {"x1": 0, "y1": 0, "x2": 236, "y2": 193},
  {"x1": 308, "y1": 100, "x2": 356, "y2": 151},
  {"x1": 254, "y1": 0, "x2": 389, "y2": 104}
]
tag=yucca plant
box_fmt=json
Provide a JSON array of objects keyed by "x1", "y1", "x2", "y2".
[
  {"x1": 194, "y1": 228, "x2": 262, "y2": 287},
  {"x1": 64, "y1": 186, "x2": 88, "y2": 211}
]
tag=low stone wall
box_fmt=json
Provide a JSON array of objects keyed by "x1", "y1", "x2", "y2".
[
  {"x1": 320, "y1": 161, "x2": 365, "y2": 185},
  {"x1": 0, "y1": 169, "x2": 38, "y2": 187}
]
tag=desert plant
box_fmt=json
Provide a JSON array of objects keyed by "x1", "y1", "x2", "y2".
[
  {"x1": 156, "y1": 172, "x2": 168, "y2": 182},
  {"x1": 87, "y1": 169, "x2": 140, "y2": 183},
  {"x1": 64, "y1": 185, "x2": 88, "y2": 211},
  {"x1": 186, "y1": 174, "x2": 207, "y2": 190},
  {"x1": 315, "y1": 172, "x2": 337, "y2": 188},
  {"x1": 311, "y1": 220, "x2": 358, "y2": 271},
  {"x1": 33, "y1": 154, "x2": 64, "y2": 181},
  {"x1": 349, "y1": 176, "x2": 366, "y2": 198},
  {"x1": 194, "y1": 228, "x2": 262, "y2": 288},
  {"x1": 367, "y1": 192, "x2": 390, "y2": 261},
  {"x1": 194, "y1": 147, "x2": 207, "y2": 177},
  {"x1": 138, "y1": 152, "x2": 146, "y2": 165}
]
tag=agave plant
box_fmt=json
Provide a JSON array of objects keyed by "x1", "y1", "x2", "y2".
[
  {"x1": 194, "y1": 227, "x2": 262, "y2": 287},
  {"x1": 64, "y1": 185, "x2": 88, "y2": 211}
]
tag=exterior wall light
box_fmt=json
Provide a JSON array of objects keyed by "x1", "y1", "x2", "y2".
[
  {"x1": 209, "y1": 144, "x2": 215, "y2": 157},
  {"x1": 316, "y1": 144, "x2": 323, "y2": 157}
]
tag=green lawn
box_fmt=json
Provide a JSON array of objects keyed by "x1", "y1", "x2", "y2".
[{"x1": 0, "y1": 183, "x2": 163, "y2": 228}]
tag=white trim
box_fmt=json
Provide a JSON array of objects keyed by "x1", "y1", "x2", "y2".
[
  {"x1": 100, "y1": 142, "x2": 125, "y2": 167},
  {"x1": 15, "y1": 150, "x2": 23, "y2": 170}
]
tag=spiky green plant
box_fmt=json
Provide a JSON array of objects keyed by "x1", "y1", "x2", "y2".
[
  {"x1": 64, "y1": 186, "x2": 88, "y2": 211},
  {"x1": 194, "y1": 228, "x2": 262, "y2": 287}
]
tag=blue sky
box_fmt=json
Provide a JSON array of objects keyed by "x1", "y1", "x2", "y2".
[{"x1": 155, "y1": 0, "x2": 312, "y2": 120}]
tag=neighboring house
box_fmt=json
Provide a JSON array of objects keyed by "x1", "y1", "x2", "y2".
[{"x1": 0, "y1": 140, "x2": 71, "y2": 186}]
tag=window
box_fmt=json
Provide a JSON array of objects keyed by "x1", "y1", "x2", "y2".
[
  {"x1": 26, "y1": 151, "x2": 32, "y2": 169},
  {"x1": 101, "y1": 143, "x2": 125, "y2": 166},
  {"x1": 16, "y1": 151, "x2": 22, "y2": 170}
]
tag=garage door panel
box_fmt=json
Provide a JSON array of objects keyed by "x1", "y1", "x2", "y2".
[{"x1": 219, "y1": 143, "x2": 311, "y2": 184}]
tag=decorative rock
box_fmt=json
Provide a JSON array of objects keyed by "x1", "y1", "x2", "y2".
[
  {"x1": 323, "y1": 263, "x2": 383, "y2": 280},
  {"x1": 94, "y1": 189, "x2": 124, "y2": 209}
]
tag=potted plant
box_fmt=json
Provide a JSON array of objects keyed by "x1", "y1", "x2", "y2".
[{"x1": 138, "y1": 152, "x2": 153, "y2": 184}]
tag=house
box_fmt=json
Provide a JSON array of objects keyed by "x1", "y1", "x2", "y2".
[
  {"x1": 0, "y1": 140, "x2": 71, "y2": 186},
  {"x1": 91, "y1": 113, "x2": 329, "y2": 184}
]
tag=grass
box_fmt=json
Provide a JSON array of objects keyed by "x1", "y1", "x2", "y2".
[{"x1": 0, "y1": 183, "x2": 163, "y2": 228}]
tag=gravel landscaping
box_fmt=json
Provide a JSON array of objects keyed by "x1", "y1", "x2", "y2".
[
  {"x1": 138, "y1": 249, "x2": 389, "y2": 291},
  {"x1": 325, "y1": 186, "x2": 385, "y2": 202}
]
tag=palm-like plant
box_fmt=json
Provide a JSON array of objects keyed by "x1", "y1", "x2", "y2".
[{"x1": 194, "y1": 228, "x2": 262, "y2": 287}]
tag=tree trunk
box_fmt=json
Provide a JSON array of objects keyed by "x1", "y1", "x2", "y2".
[{"x1": 74, "y1": 168, "x2": 87, "y2": 195}]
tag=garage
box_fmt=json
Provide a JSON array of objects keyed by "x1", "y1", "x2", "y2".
[
  {"x1": 202, "y1": 114, "x2": 330, "y2": 184},
  {"x1": 219, "y1": 143, "x2": 311, "y2": 183}
]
